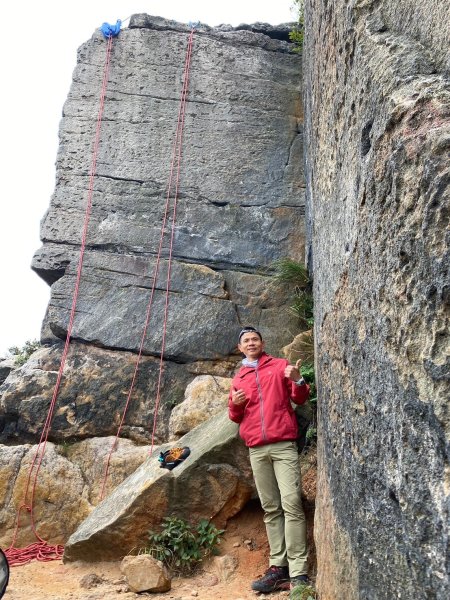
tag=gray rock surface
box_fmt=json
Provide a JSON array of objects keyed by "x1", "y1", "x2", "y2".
[
  {"x1": 304, "y1": 1, "x2": 449, "y2": 598},
  {"x1": 0, "y1": 343, "x2": 192, "y2": 444},
  {"x1": 0, "y1": 358, "x2": 15, "y2": 385},
  {"x1": 64, "y1": 411, "x2": 253, "y2": 562},
  {"x1": 32, "y1": 15, "x2": 304, "y2": 361}
]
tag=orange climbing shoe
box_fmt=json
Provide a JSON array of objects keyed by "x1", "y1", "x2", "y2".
[{"x1": 158, "y1": 446, "x2": 191, "y2": 470}]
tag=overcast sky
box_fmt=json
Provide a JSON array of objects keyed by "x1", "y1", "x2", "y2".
[{"x1": 0, "y1": 1, "x2": 295, "y2": 356}]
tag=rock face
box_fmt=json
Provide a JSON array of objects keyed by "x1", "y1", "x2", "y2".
[
  {"x1": 31, "y1": 15, "x2": 304, "y2": 360},
  {"x1": 0, "y1": 343, "x2": 192, "y2": 445},
  {"x1": 64, "y1": 411, "x2": 254, "y2": 562},
  {"x1": 304, "y1": 1, "x2": 449, "y2": 599}
]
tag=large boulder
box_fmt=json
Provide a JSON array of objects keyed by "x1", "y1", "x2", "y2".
[
  {"x1": 281, "y1": 329, "x2": 314, "y2": 365},
  {"x1": 32, "y1": 16, "x2": 305, "y2": 360},
  {"x1": 168, "y1": 375, "x2": 231, "y2": 439},
  {"x1": 64, "y1": 411, "x2": 253, "y2": 562},
  {"x1": 0, "y1": 342, "x2": 192, "y2": 445},
  {"x1": 0, "y1": 437, "x2": 147, "y2": 548}
]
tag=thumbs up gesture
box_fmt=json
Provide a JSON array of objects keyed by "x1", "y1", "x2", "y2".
[{"x1": 284, "y1": 359, "x2": 302, "y2": 381}]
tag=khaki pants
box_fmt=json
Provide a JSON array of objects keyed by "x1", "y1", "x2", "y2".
[{"x1": 249, "y1": 440, "x2": 307, "y2": 577}]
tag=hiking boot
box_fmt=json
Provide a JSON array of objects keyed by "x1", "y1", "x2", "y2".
[
  {"x1": 251, "y1": 565, "x2": 290, "y2": 593},
  {"x1": 290, "y1": 575, "x2": 310, "y2": 588}
]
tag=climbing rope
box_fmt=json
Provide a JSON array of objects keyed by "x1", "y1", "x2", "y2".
[
  {"x1": 99, "y1": 25, "x2": 196, "y2": 500},
  {"x1": 6, "y1": 23, "x2": 119, "y2": 567},
  {"x1": 7, "y1": 18, "x2": 195, "y2": 562},
  {"x1": 150, "y1": 26, "x2": 195, "y2": 452}
]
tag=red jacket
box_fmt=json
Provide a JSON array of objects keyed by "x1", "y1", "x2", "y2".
[{"x1": 228, "y1": 353, "x2": 309, "y2": 448}]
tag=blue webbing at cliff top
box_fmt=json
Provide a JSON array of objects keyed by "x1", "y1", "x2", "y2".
[{"x1": 101, "y1": 19, "x2": 122, "y2": 38}]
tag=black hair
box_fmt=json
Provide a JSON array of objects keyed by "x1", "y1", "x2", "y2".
[{"x1": 238, "y1": 326, "x2": 263, "y2": 343}]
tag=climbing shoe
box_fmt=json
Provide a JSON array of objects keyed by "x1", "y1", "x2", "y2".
[
  {"x1": 251, "y1": 565, "x2": 290, "y2": 593},
  {"x1": 158, "y1": 446, "x2": 191, "y2": 470}
]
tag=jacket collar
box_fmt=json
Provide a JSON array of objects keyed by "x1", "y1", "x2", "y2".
[{"x1": 239, "y1": 352, "x2": 272, "y2": 376}]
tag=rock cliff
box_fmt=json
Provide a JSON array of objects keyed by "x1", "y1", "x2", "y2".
[
  {"x1": 304, "y1": 1, "x2": 449, "y2": 598},
  {"x1": 32, "y1": 15, "x2": 304, "y2": 360},
  {"x1": 0, "y1": 16, "x2": 307, "y2": 551}
]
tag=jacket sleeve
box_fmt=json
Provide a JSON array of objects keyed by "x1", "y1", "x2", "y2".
[
  {"x1": 289, "y1": 380, "x2": 310, "y2": 405},
  {"x1": 228, "y1": 385, "x2": 245, "y2": 423}
]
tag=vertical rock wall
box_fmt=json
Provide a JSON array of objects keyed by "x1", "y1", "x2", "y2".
[
  {"x1": 32, "y1": 16, "x2": 305, "y2": 361},
  {"x1": 304, "y1": 1, "x2": 449, "y2": 599}
]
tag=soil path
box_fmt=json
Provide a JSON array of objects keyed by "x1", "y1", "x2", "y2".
[
  {"x1": 4, "y1": 461, "x2": 316, "y2": 600},
  {"x1": 4, "y1": 502, "x2": 274, "y2": 600}
]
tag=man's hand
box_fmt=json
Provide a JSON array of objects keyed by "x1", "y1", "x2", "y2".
[
  {"x1": 231, "y1": 388, "x2": 247, "y2": 405},
  {"x1": 284, "y1": 359, "x2": 302, "y2": 381}
]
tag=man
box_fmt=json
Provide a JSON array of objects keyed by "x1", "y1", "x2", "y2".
[{"x1": 228, "y1": 326, "x2": 310, "y2": 594}]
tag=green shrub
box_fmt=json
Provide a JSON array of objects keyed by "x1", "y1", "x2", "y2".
[
  {"x1": 144, "y1": 516, "x2": 224, "y2": 574},
  {"x1": 301, "y1": 363, "x2": 316, "y2": 398},
  {"x1": 289, "y1": 0, "x2": 305, "y2": 53},
  {"x1": 289, "y1": 29, "x2": 304, "y2": 53},
  {"x1": 8, "y1": 339, "x2": 41, "y2": 366},
  {"x1": 291, "y1": 287, "x2": 314, "y2": 326},
  {"x1": 290, "y1": 581, "x2": 317, "y2": 600},
  {"x1": 271, "y1": 258, "x2": 314, "y2": 328},
  {"x1": 301, "y1": 362, "x2": 317, "y2": 446},
  {"x1": 306, "y1": 426, "x2": 317, "y2": 443},
  {"x1": 271, "y1": 258, "x2": 313, "y2": 327},
  {"x1": 272, "y1": 257, "x2": 309, "y2": 287}
]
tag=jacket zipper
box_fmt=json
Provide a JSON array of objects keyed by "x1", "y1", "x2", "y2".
[{"x1": 255, "y1": 368, "x2": 268, "y2": 442}]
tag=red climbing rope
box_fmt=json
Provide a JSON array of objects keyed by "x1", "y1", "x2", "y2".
[
  {"x1": 6, "y1": 33, "x2": 115, "y2": 567},
  {"x1": 150, "y1": 28, "x2": 195, "y2": 451},
  {"x1": 99, "y1": 27, "x2": 196, "y2": 500}
]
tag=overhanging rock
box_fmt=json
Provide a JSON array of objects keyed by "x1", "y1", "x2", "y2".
[{"x1": 64, "y1": 411, "x2": 253, "y2": 562}]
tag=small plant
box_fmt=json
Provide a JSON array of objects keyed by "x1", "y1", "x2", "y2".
[
  {"x1": 301, "y1": 363, "x2": 316, "y2": 398},
  {"x1": 301, "y1": 362, "x2": 317, "y2": 447},
  {"x1": 8, "y1": 339, "x2": 41, "y2": 366},
  {"x1": 290, "y1": 581, "x2": 317, "y2": 600},
  {"x1": 144, "y1": 516, "x2": 224, "y2": 574},
  {"x1": 289, "y1": 0, "x2": 305, "y2": 53},
  {"x1": 58, "y1": 440, "x2": 74, "y2": 458},
  {"x1": 291, "y1": 287, "x2": 314, "y2": 327},
  {"x1": 271, "y1": 258, "x2": 313, "y2": 327},
  {"x1": 302, "y1": 363, "x2": 316, "y2": 411},
  {"x1": 306, "y1": 426, "x2": 317, "y2": 443},
  {"x1": 272, "y1": 257, "x2": 309, "y2": 287}
]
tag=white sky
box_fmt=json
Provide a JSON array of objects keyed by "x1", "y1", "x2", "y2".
[{"x1": 0, "y1": 1, "x2": 296, "y2": 357}]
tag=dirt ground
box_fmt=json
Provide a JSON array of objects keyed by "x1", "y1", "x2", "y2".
[{"x1": 4, "y1": 464, "x2": 316, "y2": 600}]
